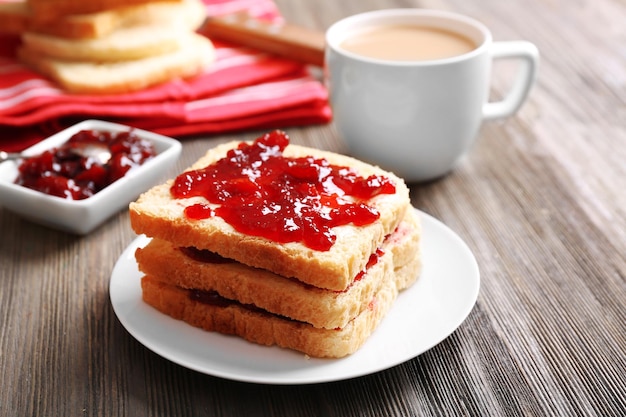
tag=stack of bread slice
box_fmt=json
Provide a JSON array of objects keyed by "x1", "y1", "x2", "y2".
[
  {"x1": 1, "y1": 0, "x2": 214, "y2": 94},
  {"x1": 129, "y1": 131, "x2": 422, "y2": 358}
]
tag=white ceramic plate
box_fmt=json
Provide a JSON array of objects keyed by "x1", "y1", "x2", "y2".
[{"x1": 109, "y1": 209, "x2": 479, "y2": 384}]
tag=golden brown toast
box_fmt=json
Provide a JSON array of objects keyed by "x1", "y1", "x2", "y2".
[
  {"x1": 0, "y1": 2, "x2": 29, "y2": 35},
  {"x1": 0, "y1": 0, "x2": 202, "y2": 38},
  {"x1": 132, "y1": 132, "x2": 420, "y2": 358},
  {"x1": 130, "y1": 135, "x2": 411, "y2": 291},
  {"x1": 141, "y1": 260, "x2": 403, "y2": 358},
  {"x1": 136, "y1": 208, "x2": 421, "y2": 329},
  {"x1": 27, "y1": 0, "x2": 184, "y2": 22},
  {"x1": 17, "y1": 32, "x2": 214, "y2": 94},
  {"x1": 19, "y1": 0, "x2": 205, "y2": 59}
]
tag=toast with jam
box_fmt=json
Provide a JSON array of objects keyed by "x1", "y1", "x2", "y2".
[
  {"x1": 129, "y1": 130, "x2": 421, "y2": 357},
  {"x1": 130, "y1": 131, "x2": 411, "y2": 290},
  {"x1": 136, "y1": 208, "x2": 421, "y2": 330},
  {"x1": 138, "y1": 208, "x2": 421, "y2": 358}
]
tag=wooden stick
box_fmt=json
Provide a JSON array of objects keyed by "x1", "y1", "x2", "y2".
[{"x1": 202, "y1": 12, "x2": 326, "y2": 67}]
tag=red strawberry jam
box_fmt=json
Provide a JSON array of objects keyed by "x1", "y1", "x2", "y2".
[
  {"x1": 170, "y1": 130, "x2": 396, "y2": 251},
  {"x1": 15, "y1": 129, "x2": 155, "y2": 200},
  {"x1": 353, "y1": 248, "x2": 385, "y2": 282}
]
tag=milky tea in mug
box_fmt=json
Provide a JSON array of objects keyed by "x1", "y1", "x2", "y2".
[
  {"x1": 339, "y1": 25, "x2": 477, "y2": 61},
  {"x1": 325, "y1": 9, "x2": 539, "y2": 182}
]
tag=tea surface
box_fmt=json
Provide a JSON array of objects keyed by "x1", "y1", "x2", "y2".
[{"x1": 340, "y1": 25, "x2": 476, "y2": 61}]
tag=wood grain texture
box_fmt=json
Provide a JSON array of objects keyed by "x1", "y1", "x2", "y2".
[{"x1": 1, "y1": 0, "x2": 624, "y2": 416}]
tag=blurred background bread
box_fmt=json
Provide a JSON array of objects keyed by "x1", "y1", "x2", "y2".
[
  {"x1": 20, "y1": 0, "x2": 207, "y2": 61},
  {"x1": 1, "y1": 0, "x2": 215, "y2": 94},
  {"x1": 18, "y1": 32, "x2": 214, "y2": 94},
  {"x1": 1, "y1": 0, "x2": 200, "y2": 38},
  {"x1": 27, "y1": 0, "x2": 183, "y2": 22},
  {"x1": 0, "y1": 2, "x2": 29, "y2": 34}
]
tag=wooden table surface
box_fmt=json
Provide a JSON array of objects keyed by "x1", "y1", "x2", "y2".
[{"x1": 1, "y1": 0, "x2": 624, "y2": 416}]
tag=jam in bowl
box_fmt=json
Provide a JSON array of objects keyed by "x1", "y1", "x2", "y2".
[
  {"x1": 15, "y1": 128, "x2": 156, "y2": 200},
  {"x1": 0, "y1": 120, "x2": 181, "y2": 234}
]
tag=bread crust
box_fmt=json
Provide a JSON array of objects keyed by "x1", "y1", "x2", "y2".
[
  {"x1": 20, "y1": 0, "x2": 206, "y2": 61},
  {"x1": 0, "y1": 2, "x2": 29, "y2": 35},
  {"x1": 17, "y1": 32, "x2": 214, "y2": 94},
  {"x1": 136, "y1": 209, "x2": 421, "y2": 329},
  {"x1": 130, "y1": 141, "x2": 411, "y2": 290},
  {"x1": 0, "y1": 0, "x2": 204, "y2": 39},
  {"x1": 28, "y1": 0, "x2": 184, "y2": 22},
  {"x1": 141, "y1": 272, "x2": 400, "y2": 358}
]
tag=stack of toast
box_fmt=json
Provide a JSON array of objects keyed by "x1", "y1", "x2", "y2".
[
  {"x1": 129, "y1": 131, "x2": 422, "y2": 358},
  {"x1": 0, "y1": 0, "x2": 214, "y2": 94}
]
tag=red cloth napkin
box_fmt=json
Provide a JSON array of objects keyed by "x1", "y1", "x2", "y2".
[{"x1": 0, "y1": 0, "x2": 332, "y2": 152}]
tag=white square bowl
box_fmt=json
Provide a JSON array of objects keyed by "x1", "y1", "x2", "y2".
[{"x1": 0, "y1": 120, "x2": 182, "y2": 234}]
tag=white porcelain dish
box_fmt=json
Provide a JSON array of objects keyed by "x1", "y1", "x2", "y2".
[
  {"x1": 110, "y1": 209, "x2": 480, "y2": 385},
  {"x1": 0, "y1": 120, "x2": 181, "y2": 234}
]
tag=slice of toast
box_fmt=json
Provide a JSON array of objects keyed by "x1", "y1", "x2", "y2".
[
  {"x1": 130, "y1": 135, "x2": 411, "y2": 291},
  {"x1": 0, "y1": 0, "x2": 203, "y2": 39},
  {"x1": 17, "y1": 32, "x2": 215, "y2": 94},
  {"x1": 141, "y1": 265, "x2": 401, "y2": 358},
  {"x1": 136, "y1": 208, "x2": 421, "y2": 329},
  {"x1": 27, "y1": 0, "x2": 184, "y2": 22},
  {"x1": 0, "y1": 2, "x2": 29, "y2": 35},
  {"x1": 20, "y1": 0, "x2": 206, "y2": 61}
]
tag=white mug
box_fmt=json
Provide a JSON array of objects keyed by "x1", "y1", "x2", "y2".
[{"x1": 325, "y1": 9, "x2": 539, "y2": 182}]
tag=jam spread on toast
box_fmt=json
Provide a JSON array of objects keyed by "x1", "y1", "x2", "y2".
[
  {"x1": 170, "y1": 131, "x2": 396, "y2": 251},
  {"x1": 179, "y1": 245, "x2": 384, "y2": 292},
  {"x1": 179, "y1": 247, "x2": 235, "y2": 264},
  {"x1": 354, "y1": 248, "x2": 384, "y2": 282},
  {"x1": 15, "y1": 129, "x2": 155, "y2": 200}
]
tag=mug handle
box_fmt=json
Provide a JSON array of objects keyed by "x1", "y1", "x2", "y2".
[{"x1": 483, "y1": 41, "x2": 540, "y2": 121}]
